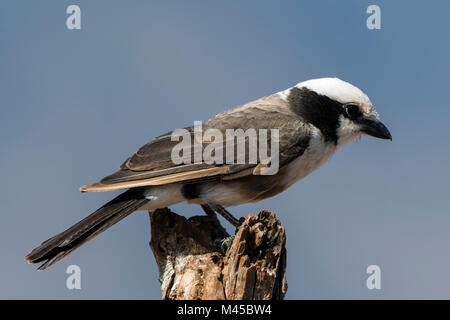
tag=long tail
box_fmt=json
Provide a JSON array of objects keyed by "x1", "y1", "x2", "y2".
[{"x1": 25, "y1": 189, "x2": 149, "y2": 271}]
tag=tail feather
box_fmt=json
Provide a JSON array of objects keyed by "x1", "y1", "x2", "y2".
[{"x1": 25, "y1": 189, "x2": 149, "y2": 270}]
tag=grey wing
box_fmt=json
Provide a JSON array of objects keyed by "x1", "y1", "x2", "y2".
[{"x1": 80, "y1": 99, "x2": 313, "y2": 192}]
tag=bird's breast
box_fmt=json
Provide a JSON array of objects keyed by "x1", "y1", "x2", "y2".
[{"x1": 279, "y1": 133, "x2": 337, "y2": 188}]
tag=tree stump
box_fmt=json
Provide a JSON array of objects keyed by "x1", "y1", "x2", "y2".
[{"x1": 149, "y1": 208, "x2": 287, "y2": 300}]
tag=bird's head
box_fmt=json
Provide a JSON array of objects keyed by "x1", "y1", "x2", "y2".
[{"x1": 281, "y1": 77, "x2": 392, "y2": 147}]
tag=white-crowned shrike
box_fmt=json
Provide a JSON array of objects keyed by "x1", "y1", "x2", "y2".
[{"x1": 26, "y1": 77, "x2": 391, "y2": 270}]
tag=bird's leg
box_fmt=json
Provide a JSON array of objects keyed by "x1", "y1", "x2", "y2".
[
  {"x1": 206, "y1": 203, "x2": 241, "y2": 228},
  {"x1": 201, "y1": 204, "x2": 238, "y2": 253},
  {"x1": 200, "y1": 204, "x2": 217, "y2": 216}
]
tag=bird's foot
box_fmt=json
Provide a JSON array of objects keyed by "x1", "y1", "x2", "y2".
[
  {"x1": 204, "y1": 203, "x2": 241, "y2": 228},
  {"x1": 218, "y1": 235, "x2": 235, "y2": 254}
]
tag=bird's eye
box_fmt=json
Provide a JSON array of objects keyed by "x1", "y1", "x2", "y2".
[{"x1": 345, "y1": 104, "x2": 361, "y2": 119}]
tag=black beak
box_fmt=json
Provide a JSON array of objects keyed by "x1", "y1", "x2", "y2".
[{"x1": 360, "y1": 119, "x2": 392, "y2": 140}]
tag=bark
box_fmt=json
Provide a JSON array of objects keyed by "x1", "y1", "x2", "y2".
[{"x1": 149, "y1": 208, "x2": 287, "y2": 300}]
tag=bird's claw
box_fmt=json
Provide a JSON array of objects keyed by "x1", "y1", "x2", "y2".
[{"x1": 218, "y1": 235, "x2": 235, "y2": 254}]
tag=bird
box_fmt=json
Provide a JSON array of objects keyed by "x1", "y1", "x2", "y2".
[{"x1": 26, "y1": 77, "x2": 392, "y2": 270}]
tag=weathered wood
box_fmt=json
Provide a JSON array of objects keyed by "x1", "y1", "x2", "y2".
[{"x1": 149, "y1": 208, "x2": 287, "y2": 300}]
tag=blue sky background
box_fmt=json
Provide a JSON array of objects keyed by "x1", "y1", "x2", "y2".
[{"x1": 1, "y1": 0, "x2": 450, "y2": 299}]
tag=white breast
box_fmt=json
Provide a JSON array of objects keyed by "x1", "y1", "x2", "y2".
[{"x1": 280, "y1": 128, "x2": 337, "y2": 188}]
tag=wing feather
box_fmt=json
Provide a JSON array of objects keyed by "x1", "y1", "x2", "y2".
[
  {"x1": 81, "y1": 94, "x2": 314, "y2": 192},
  {"x1": 80, "y1": 166, "x2": 231, "y2": 192}
]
